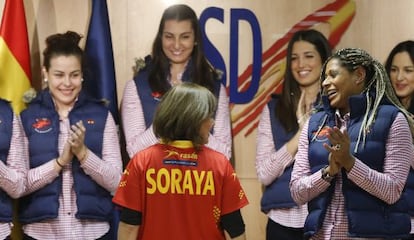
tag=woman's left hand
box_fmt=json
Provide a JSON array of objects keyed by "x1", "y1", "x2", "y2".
[
  {"x1": 323, "y1": 126, "x2": 355, "y2": 171},
  {"x1": 69, "y1": 120, "x2": 88, "y2": 161}
]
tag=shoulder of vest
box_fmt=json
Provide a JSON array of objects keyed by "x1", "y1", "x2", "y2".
[
  {"x1": 133, "y1": 55, "x2": 152, "y2": 76},
  {"x1": 378, "y1": 103, "x2": 399, "y2": 111},
  {"x1": 133, "y1": 67, "x2": 150, "y2": 82},
  {"x1": 0, "y1": 98, "x2": 11, "y2": 105},
  {"x1": 267, "y1": 94, "x2": 281, "y2": 107},
  {"x1": 212, "y1": 68, "x2": 224, "y2": 81},
  {"x1": 77, "y1": 101, "x2": 110, "y2": 114},
  {"x1": 0, "y1": 99, "x2": 12, "y2": 114}
]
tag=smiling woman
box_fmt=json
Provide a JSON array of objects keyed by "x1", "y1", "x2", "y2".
[
  {"x1": 385, "y1": 41, "x2": 414, "y2": 111},
  {"x1": 18, "y1": 31, "x2": 123, "y2": 240},
  {"x1": 290, "y1": 47, "x2": 414, "y2": 239},
  {"x1": 255, "y1": 29, "x2": 331, "y2": 240},
  {"x1": 385, "y1": 40, "x2": 414, "y2": 239},
  {"x1": 44, "y1": 55, "x2": 83, "y2": 119},
  {"x1": 120, "y1": 4, "x2": 232, "y2": 161},
  {"x1": 321, "y1": 57, "x2": 365, "y2": 115}
]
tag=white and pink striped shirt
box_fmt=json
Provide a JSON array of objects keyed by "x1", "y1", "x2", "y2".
[
  {"x1": 121, "y1": 79, "x2": 232, "y2": 159},
  {"x1": 291, "y1": 112, "x2": 413, "y2": 240},
  {"x1": 256, "y1": 105, "x2": 308, "y2": 228},
  {"x1": 0, "y1": 115, "x2": 26, "y2": 239},
  {"x1": 22, "y1": 113, "x2": 122, "y2": 240}
]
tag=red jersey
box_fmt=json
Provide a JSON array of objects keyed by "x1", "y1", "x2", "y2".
[{"x1": 113, "y1": 141, "x2": 248, "y2": 240}]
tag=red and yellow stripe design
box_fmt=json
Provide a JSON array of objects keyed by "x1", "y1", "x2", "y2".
[{"x1": 0, "y1": 0, "x2": 32, "y2": 114}]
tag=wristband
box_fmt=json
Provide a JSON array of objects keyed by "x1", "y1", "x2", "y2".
[
  {"x1": 56, "y1": 158, "x2": 64, "y2": 168},
  {"x1": 79, "y1": 149, "x2": 88, "y2": 163},
  {"x1": 321, "y1": 165, "x2": 335, "y2": 182}
]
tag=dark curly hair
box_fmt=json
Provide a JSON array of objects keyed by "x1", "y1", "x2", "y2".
[{"x1": 43, "y1": 31, "x2": 85, "y2": 71}]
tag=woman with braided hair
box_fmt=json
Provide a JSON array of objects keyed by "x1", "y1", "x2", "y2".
[{"x1": 290, "y1": 47, "x2": 414, "y2": 239}]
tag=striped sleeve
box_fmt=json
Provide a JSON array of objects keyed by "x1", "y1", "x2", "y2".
[
  {"x1": 121, "y1": 79, "x2": 158, "y2": 158},
  {"x1": 347, "y1": 112, "x2": 413, "y2": 204}
]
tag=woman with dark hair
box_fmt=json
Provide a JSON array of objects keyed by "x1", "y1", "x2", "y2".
[
  {"x1": 114, "y1": 83, "x2": 248, "y2": 240},
  {"x1": 385, "y1": 40, "x2": 414, "y2": 112},
  {"x1": 19, "y1": 31, "x2": 122, "y2": 239},
  {"x1": 255, "y1": 29, "x2": 331, "y2": 239},
  {"x1": 121, "y1": 4, "x2": 231, "y2": 159},
  {"x1": 385, "y1": 40, "x2": 414, "y2": 239},
  {"x1": 291, "y1": 48, "x2": 414, "y2": 239}
]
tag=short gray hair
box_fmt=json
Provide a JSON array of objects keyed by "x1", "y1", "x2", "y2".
[{"x1": 153, "y1": 82, "x2": 217, "y2": 150}]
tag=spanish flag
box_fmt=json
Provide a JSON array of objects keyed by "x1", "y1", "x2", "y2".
[{"x1": 0, "y1": 0, "x2": 32, "y2": 114}]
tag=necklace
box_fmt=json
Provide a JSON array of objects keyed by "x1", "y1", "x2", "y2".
[{"x1": 169, "y1": 72, "x2": 183, "y2": 86}]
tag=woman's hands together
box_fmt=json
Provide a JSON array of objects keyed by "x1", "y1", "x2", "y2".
[
  {"x1": 69, "y1": 120, "x2": 88, "y2": 163},
  {"x1": 323, "y1": 126, "x2": 355, "y2": 175},
  {"x1": 56, "y1": 121, "x2": 89, "y2": 170}
]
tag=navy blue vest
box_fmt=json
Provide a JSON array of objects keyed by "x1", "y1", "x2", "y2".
[
  {"x1": 19, "y1": 90, "x2": 114, "y2": 224},
  {"x1": 305, "y1": 95, "x2": 410, "y2": 239},
  {"x1": 260, "y1": 96, "x2": 297, "y2": 213},
  {"x1": 0, "y1": 99, "x2": 14, "y2": 221},
  {"x1": 134, "y1": 56, "x2": 221, "y2": 128}
]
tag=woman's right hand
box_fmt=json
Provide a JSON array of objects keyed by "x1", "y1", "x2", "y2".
[
  {"x1": 296, "y1": 91, "x2": 310, "y2": 127},
  {"x1": 60, "y1": 142, "x2": 73, "y2": 166},
  {"x1": 327, "y1": 152, "x2": 341, "y2": 176}
]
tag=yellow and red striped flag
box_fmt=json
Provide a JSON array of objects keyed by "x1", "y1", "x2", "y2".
[{"x1": 0, "y1": 0, "x2": 32, "y2": 113}]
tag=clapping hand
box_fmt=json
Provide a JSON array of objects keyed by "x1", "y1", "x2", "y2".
[
  {"x1": 323, "y1": 126, "x2": 355, "y2": 172},
  {"x1": 296, "y1": 91, "x2": 313, "y2": 127},
  {"x1": 69, "y1": 120, "x2": 88, "y2": 162},
  {"x1": 58, "y1": 141, "x2": 74, "y2": 167}
]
